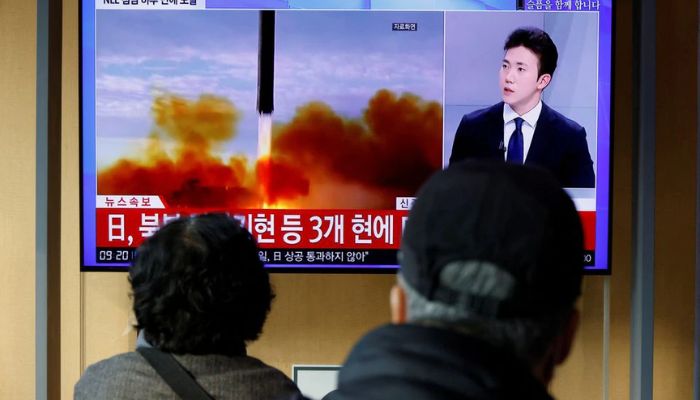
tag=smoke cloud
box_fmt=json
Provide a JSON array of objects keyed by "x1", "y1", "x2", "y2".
[
  {"x1": 97, "y1": 90, "x2": 442, "y2": 209},
  {"x1": 271, "y1": 89, "x2": 442, "y2": 208}
]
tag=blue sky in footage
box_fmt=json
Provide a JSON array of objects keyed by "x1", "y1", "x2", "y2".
[
  {"x1": 95, "y1": 10, "x2": 443, "y2": 166},
  {"x1": 95, "y1": 10, "x2": 260, "y2": 166},
  {"x1": 274, "y1": 11, "x2": 443, "y2": 121}
]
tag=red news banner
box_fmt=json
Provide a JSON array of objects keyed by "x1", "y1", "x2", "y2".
[
  {"x1": 97, "y1": 208, "x2": 405, "y2": 250},
  {"x1": 95, "y1": 196, "x2": 596, "y2": 266}
]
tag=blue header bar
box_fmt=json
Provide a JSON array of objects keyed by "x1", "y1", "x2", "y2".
[{"x1": 205, "y1": 0, "x2": 518, "y2": 10}]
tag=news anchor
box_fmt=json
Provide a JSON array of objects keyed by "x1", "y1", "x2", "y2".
[{"x1": 448, "y1": 27, "x2": 595, "y2": 188}]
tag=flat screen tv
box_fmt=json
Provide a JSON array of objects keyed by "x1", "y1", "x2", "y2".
[{"x1": 80, "y1": 0, "x2": 612, "y2": 273}]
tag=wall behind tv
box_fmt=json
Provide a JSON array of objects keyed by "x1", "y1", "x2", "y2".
[
  {"x1": 652, "y1": 0, "x2": 697, "y2": 397},
  {"x1": 0, "y1": 0, "x2": 38, "y2": 398}
]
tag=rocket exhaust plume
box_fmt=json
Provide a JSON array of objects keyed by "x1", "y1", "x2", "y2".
[{"x1": 258, "y1": 114, "x2": 272, "y2": 159}]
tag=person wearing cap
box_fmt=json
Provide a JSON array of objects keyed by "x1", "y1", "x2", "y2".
[{"x1": 323, "y1": 161, "x2": 584, "y2": 400}]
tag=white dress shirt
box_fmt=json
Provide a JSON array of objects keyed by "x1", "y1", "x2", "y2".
[{"x1": 503, "y1": 101, "x2": 542, "y2": 162}]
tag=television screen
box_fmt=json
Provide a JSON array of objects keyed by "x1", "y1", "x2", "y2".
[{"x1": 80, "y1": 0, "x2": 612, "y2": 273}]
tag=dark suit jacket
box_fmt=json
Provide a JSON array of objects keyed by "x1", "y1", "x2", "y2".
[{"x1": 449, "y1": 102, "x2": 595, "y2": 188}]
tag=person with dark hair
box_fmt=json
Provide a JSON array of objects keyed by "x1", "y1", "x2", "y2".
[
  {"x1": 449, "y1": 27, "x2": 595, "y2": 188},
  {"x1": 75, "y1": 213, "x2": 300, "y2": 400},
  {"x1": 324, "y1": 161, "x2": 584, "y2": 400}
]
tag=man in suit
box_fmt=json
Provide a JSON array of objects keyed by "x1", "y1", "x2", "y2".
[{"x1": 449, "y1": 27, "x2": 595, "y2": 188}]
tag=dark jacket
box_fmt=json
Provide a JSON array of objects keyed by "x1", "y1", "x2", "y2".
[
  {"x1": 74, "y1": 352, "x2": 300, "y2": 400},
  {"x1": 323, "y1": 324, "x2": 554, "y2": 400},
  {"x1": 449, "y1": 102, "x2": 595, "y2": 188}
]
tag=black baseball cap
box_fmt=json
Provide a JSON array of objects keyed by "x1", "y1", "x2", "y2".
[{"x1": 399, "y1": 161, "x2": 584, "y2": 318}]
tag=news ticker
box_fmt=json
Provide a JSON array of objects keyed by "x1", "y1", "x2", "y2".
[{"x1": 95, "y1": 247, "x2": 595, "y2": 267}]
